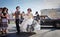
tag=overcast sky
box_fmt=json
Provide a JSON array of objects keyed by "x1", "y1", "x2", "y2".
[{"x1": 0, "y1": 0, "x2": 60, "y2": 15}]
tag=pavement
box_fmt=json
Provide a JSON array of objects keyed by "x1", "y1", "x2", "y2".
[{"x1": 0, "y1": 24, "x2": 60, "y2": 37}]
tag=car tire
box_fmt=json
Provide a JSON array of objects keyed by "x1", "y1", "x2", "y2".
[{"x1": 55, "y1": 23, "x2": 60, "y2": 28}]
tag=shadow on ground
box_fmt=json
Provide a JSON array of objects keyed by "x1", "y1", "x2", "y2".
[
  {"x1": 40, "y1": 27, "x2": 60, "y2": 37},
  {"x1": 0, "y1": 32, "x2": 36, "y2": 37}
]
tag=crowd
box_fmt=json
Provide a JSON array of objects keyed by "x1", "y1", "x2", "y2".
[{"x1": 0, "y1": 6, "x2": 40, "y2": 35}]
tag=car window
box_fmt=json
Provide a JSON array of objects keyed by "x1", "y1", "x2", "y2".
[
  {"x1": 45, "y1": 17, "x2": 51, "y2": 19},
  {"x1": 40, "y1": 16, "x2": 51, "y2": 20}
]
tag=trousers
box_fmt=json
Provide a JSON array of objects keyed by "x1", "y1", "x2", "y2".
[{"x1": 15, "y1": 19, "x2": 20, "y2": 33}]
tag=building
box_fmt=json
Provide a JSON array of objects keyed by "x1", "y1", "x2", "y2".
[{"x1": 40, "y1": 8, "x2": 60, "y2": 19}]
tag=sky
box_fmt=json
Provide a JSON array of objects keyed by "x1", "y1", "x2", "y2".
[{"x1": 0, "y1": 0, "x2": 60, "y2": 15}]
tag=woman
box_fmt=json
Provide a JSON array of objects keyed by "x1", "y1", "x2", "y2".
[
  {"x1": 21, "y1": 8, "x2": 33, "y2": 32},
  {"x1": 1, "y1": 7, "x2": 9, "y2": 35},
  {"x1": 34, "y1": 11, "x2": 40, "y2": 20},
  {"x1": 34, "y1": 11, "x2": 40, "y2": 31}
]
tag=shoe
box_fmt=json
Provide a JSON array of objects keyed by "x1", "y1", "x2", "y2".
[{"x1": 16, "y1": 32, "x2": 20, "y2": 34}]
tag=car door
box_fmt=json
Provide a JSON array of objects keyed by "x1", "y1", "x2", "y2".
[{"x1": 40, "y1": 16, "x2": 52, "y2": 25}]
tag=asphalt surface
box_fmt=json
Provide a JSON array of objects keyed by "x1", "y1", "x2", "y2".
[{"x1": 0, "y1": 24, "x2": 60, "y2": 37}]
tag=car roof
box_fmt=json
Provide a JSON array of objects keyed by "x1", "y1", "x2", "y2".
[{"x1": 40, "y1": 15, "x2": 48, "y2": 17}]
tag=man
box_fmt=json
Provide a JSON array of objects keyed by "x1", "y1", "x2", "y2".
[{"x1": 14, "y1": 6, "x2": 20, "y2": 34}]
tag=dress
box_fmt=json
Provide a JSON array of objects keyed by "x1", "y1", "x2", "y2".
[
  {"x1": 1, "y1": 16, "x2": 8, "y2": 28},
  {"x1": 1, "y1": 13, "x2": 8, "y2": 28},
  {"x1": 20, "y1": 13, "x2": 33, "y2": 32},
  {"x1": 20, "y1": 13, "x2": 40, "y2": 32},
  {"x1": 33, "y1": 20, "x2": 40, "y2": 31}
]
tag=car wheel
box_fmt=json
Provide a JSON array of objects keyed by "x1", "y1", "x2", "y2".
[{"x1": 55, "y1": 23, "x2": 60, "y2": 28}]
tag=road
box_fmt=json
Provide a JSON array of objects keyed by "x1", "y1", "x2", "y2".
[{"x1": 1, "y1": 24, "x2": 60, "y2": 37}]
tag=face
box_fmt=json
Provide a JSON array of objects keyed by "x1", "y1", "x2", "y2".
[
  {"x1": 27, "y1": 10, "x2": 31, "y2": 13},
  {"x1": 4, "y1": 9, "x2": 7, "y2": 13},
  {"x1": 22, "y1": 13, "x2": 25, "y2": 16},
  {"x1": 16, "y1": 8, "x2": 20, "y2": 11}
]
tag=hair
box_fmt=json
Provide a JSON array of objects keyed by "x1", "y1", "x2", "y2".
[
  {"x1": 0, "y1": 8, "x2": 3, "y2": 10},
  {"x1": 22, "y1": 11, "x2": 25, "y2": 13},
  {"x1": 0, "y1": 8, "x2": 3, "y2": 11},
  {"x1": 27, "y1": 8, "x2": 32, "y2": 12},
  {"x1": 2, "y1": 7, "x2": 8, "y2": 16},
  {"x1": 35, "y1": 11, "x2": 38, "y2": 14},
  {"x1": 16, "y1": 6, "x2": 20, "y2": 9},
  {"x1": 2, "y1": 7, "x2": 8, "y2": 13}
]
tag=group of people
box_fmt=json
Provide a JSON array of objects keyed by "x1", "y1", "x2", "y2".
[
  {"x1": 13, "y1": 6, "x2": 40, "y2": 34},
  {"x1": 0, "y1": 6, "x2": 40, "y2": 35}
]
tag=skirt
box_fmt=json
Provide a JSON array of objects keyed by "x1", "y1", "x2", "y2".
[{"x1": 20, "y1": 18, "x2": 33, "y2": 32}]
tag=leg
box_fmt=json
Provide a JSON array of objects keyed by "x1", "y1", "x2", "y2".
[
  {"x1": 2, "y1": 27, "x2": 4, "y2": 35},
  {"x1": 16, "y1": 19, "x2": 20, "y2": 33},
  {"x1": 4, "y1": 27, "x2": 7, "y2": 34},
  {"x1": 0, "y1": 27, "x2": 2, "y2": 35}
]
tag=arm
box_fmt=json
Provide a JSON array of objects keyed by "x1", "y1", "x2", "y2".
[
  {"x1": 6, "y1": 14, "x2": 9, "y2": 19},
  {"x1": 31, "y1": 13, "x2": 33, "y2": 19},
  {"x1": 1, "y1": 13, "x2": 6, "y2": 17},
  {"x1": 13, "y1": 13, "x2": 15, "y2": 16}
]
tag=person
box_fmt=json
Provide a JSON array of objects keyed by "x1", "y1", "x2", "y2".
[
  {"x1": 14, "y1": 6, "x2": 20, "y2": 34},
  {"x1": 21, "y1": 11, "x2": 25, "y2": 18},
  {"x1": 26, "y1": 8, "x2": 34, "y2": 32},
  {"x1": 0, "y1": 8, "x2": 2, "y2": 35},
  {"x1": 21, "y1": 8, "x2": 33, "y2": 32},
  {"x1": 34, "y1": 11, "x2": 40, "y2": 31},
  {"x1": 20, "y1": 11, "x2": 25, "y2": 24},
  {"x1": 1, "y1": 7, "x2": 9, "y2": 35},
  {"x1": 35, "y1": 11, "x2": 40, "y2": 22},
  {"x1": 35, "y1": 11, "x2": 39, "y2": 16}
]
